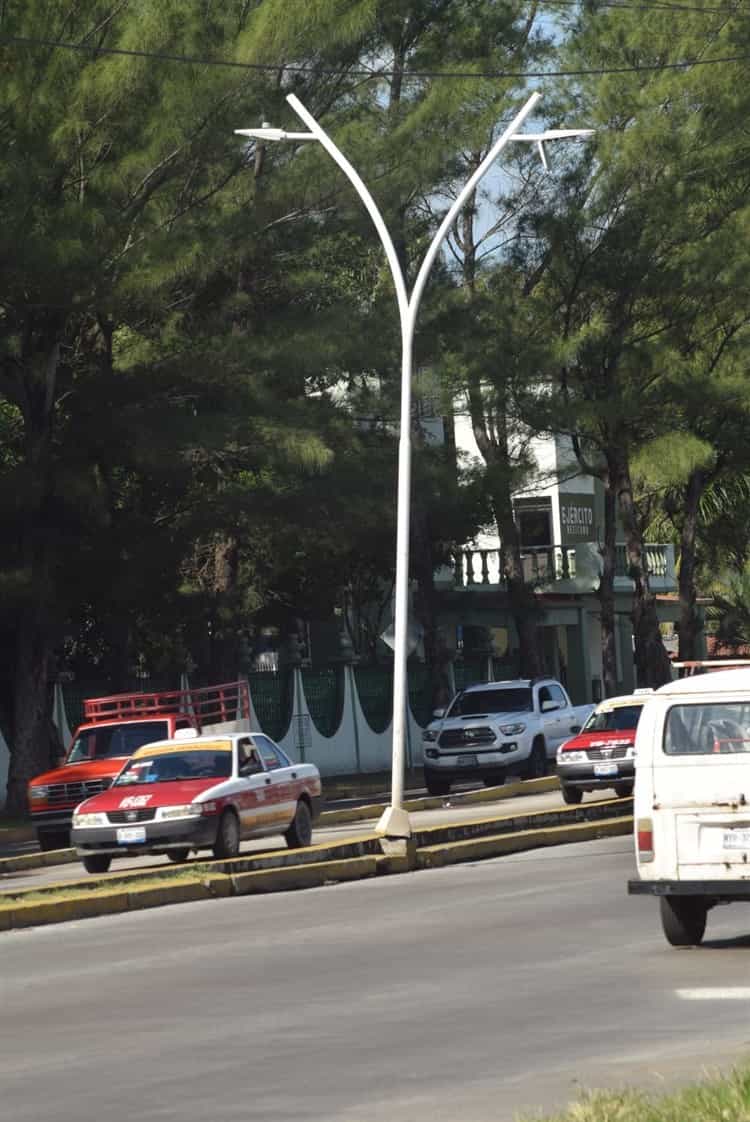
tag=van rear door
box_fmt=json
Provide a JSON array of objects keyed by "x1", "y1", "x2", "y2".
[{"x1": 654, "y1": 699, "x2": 750, "y2": 881}]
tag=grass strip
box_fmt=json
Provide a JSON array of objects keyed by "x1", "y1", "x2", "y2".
[{"x1": 525, "y1": 1064, "x2": 750, "y2": 1121}]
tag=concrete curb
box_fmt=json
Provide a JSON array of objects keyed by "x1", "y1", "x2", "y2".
[
  {"x1": 0, "y1": 833, "x2": 385, "y2": 904},
  {"x1": 230, "y1": 856, "x2": 379, "y2": 895},
  {"x1": 0, "y1": 776, "x2": 560, "y2": 875},
  {"x1": 417, "y1": 816, "x2": 632, "y2": 868},
  {"x1": 0, "y1": 849, "x2": 78, "y2": 874},
  {"x1": 0, "y1": 801, "x2": 633, "y2": 931},
  {"x1": 320, "y1": 775, "x2": 559, "y2": 825}
]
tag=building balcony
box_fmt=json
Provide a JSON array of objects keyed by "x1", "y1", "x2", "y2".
[{"x1": 442, "y1": 542, "x2": 676, "y2": 594}]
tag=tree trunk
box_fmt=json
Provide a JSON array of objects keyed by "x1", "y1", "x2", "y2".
[
  {"x1": 5, "y1": 335, "x2": 65, "y2": 811},
  {"x1": 677, "y1": 468, "x2": 707, "y2": 662},
  {"x1": 608, "y1": 443, "x2": 672, "y2": 688},
  {"x1": 7, "y1": 626, "x2": 61, "y2": 813},
  {"x1": 599, "y1": 480, "x2": 618, "y2": 696}
]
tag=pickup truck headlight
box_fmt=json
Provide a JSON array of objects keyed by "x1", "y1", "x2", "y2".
[
  {"x1": 499, "y1": 723, "x2": 526, "y2": 735},
  {"x1": 422, "y1": 729, "x2": 438, "y2": 742},
  {"x1": 72, "y1": 812, "x2": 108, "y2": 827},
  {"x1": 157, "y1": 805, "x2": 203, "y2": 821},
  {"x1": 29, "y1": 786, "x2": 49, "y2": 802}
]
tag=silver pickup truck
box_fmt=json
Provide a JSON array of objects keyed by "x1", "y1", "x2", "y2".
[{"x1": 421, "y1": 677, "x2": 594, "y2": 796}]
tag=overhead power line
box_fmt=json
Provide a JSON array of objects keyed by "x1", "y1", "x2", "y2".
[
  {"x1": 1, "y1": 32, "x2": 749, "y2": 80},
  {"x1": 541, "y1": 0, "x2": 744, "y2": 11}
]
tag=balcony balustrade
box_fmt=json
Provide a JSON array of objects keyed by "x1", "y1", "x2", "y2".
[{"x1": 449, "y1": 542, "x2": 675, "y2": 591}]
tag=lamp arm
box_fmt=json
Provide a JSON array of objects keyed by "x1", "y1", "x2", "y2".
[
  {"x1": 409, "y1": 91, "x2": 541, "y2": 316},
  {"x1": 286, "y1": 93, "x2": 410, "y2": 327}
]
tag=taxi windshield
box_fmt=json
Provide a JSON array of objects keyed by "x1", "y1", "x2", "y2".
[
  {"x1": 114, "y1": 750, "x2": 232, "y2": 785},
  {"x1": 583, "y1": 705, "x2": 643, "y2": 733}
]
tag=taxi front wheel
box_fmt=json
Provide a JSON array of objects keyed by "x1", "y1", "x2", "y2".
[
  {"x1": 82, "y1": 854, "x2": 111, "y2": 875},
  {"x1": 285, "y1": 800, "x2": 313, "y2": 848},
  {"x1": 213, "y1": 810, "x2": 241, "y2": 859},
  {"x1": 167, "y1": 849, "x2": 191, "y2": 864}
]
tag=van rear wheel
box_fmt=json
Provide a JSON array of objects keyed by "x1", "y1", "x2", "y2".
[{"x1": 659, "y1": 895, "x2": 707, "y2": 947}]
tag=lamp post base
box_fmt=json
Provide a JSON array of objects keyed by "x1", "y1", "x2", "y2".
[{"x1": 375, "y1": 804, "x2": 411, "y2": 839}]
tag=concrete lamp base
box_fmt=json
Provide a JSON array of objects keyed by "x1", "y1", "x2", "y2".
[{"x1": 375, "y1": 805, "x2": 412, "y2": 839}]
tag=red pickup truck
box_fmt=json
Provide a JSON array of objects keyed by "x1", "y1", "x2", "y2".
[{"x1": 27, "y1": 681, "x2": 251, "y2": 850}]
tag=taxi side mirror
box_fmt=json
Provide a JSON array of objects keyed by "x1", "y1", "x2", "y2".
[
  {"x1": 433, "y1": 708, "x2": 446, "y2": 719},
  {"x1": 57, "y1": 755, "x2": 67, "y2": 767},
  {"x1": 570, "y1": 725, "x2": 581, "y2": 734}
]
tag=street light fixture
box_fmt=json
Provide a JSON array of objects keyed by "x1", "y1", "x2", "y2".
[{"x1": 236, "y1": 91, "x2": 593, "y2": 839}]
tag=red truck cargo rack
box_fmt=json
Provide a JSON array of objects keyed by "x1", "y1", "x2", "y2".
[{"x1": 83, "y1": 680, "x2": 250, "y2": 729}]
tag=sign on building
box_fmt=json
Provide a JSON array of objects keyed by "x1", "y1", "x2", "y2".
[{"x1": 559, "y1": 493, "x2": 596, "y2": 545}]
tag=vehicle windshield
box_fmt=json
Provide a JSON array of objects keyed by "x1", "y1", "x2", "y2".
[
  {"x1": 583, "y1": 705, "x2": 643, "y2": 733},
  {"x1": 664, "y1": 702, "x2": 750, "y2": 755},
  {"x1": 114, "y1": 749, "x2": 233, "y2": 785},
  {"x1": 67, "y1": 721, "x2": 170, "y2": 763},
  {"x1": 448, "y1": 687, "x2": 533, "y2": 718}
]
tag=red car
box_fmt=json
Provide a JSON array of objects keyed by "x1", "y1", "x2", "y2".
[
  {"x1": 71, "y1": 730, "x2": 321, "y2": 874},
  {"x1": 28, "y1": 681, "x2": 250, "y2": 851},
  {"x1": 555, "y1": 690, "x2": 653, "y2": 804}
]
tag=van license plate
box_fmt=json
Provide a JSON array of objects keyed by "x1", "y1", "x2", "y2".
[
  {"x1": 116, "y1": 826, "x2": 146, "y2": 844},
  {"x1": 724, "y1": 829, "x2": 750, "y2": 850},
  {"x1": 594, "y1": 763, "x2": 618, "y2": 777},
  {"x1": 457, "y1": 755, "x2": 478, "y2": 766}
]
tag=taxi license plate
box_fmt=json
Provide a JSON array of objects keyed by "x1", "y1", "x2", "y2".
[
  {"x1": 594, "y1": 763, "x2": 618, "y2": 777},
  {"x1": 724, "y1": 829, "x2": 750, "y2": 850},
  {"x1": 116, "y1": 826, "x2": 146, "y2": 844},
  {"x1": 456, "y1": 754, "x2": 478, "y2": 766}
]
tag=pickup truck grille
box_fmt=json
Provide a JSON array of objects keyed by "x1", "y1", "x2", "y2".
[
  {"x1": 586, "y1": 746, "x2": 630, "y2": 760},
  {"x1": 46, "y1": 779, "x2": 112, "y2": 807},
  {"x1": 439, "y1": 727, "x2": 495, "y2": 749},
  {"x1": 107, "y1": 809, "x2": 157, "y2": 824}
]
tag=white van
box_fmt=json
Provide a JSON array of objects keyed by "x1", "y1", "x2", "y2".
[{"x1": 629, "y1": 666, "x2": 750, "y2": 946}]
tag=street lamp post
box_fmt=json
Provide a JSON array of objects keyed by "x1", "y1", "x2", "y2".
[{"x1": 236, "y1": 92, "x2": 592, "y2": 839}]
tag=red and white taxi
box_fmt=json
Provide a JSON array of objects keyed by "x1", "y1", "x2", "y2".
[
  {"x1": 71, "y1": 730, "x2": 322, "y2": 874},
  {"x1": 555, "y1": 690, "x2": 652, "y2": 805}
]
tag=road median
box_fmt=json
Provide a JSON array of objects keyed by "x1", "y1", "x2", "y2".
[
  {"x1": 0, "y1": 775, "x2": 560, "y2": 874},
  {"x1": 0, "y1": 798, "x2": 633, "y2": 931}
]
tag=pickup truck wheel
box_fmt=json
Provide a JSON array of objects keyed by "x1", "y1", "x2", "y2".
[
  {"x1": 525, "y1": 739, "x2": 547, "y2": 779},
  {"x1": 660, "y1": 895, "x2": 707, "y2": 947},
  {"x1": 285, "y1": 800, "x2": 313, "y2": 849},
  {"x1": 166, "y1": 849, "x2": 191, "y2": 864},
  {"x1": 424, "y1": 771, "x2": 451, "y2": 797},
  {"x1": 213, "y1": 810, "x2": 241, "y2": 859},
  {"x1": 82, "y1": 854, "x2": 111, "y2": 875},
  {"x1": 38, "y1": 830, "x2": 70, "y2": 852},
  {"x1": 561, "y1": 785, "x2": 583, "y2": 805},
  {"x1": 482, "y1": 773, "x2": 505, "y2": 788},
  {"x1": 614, "y1": 782, "x2": 634, "y2": 798}
]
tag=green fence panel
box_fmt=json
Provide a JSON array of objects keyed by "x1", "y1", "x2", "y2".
[
  {"x1": 302, "y1": 668, "x2": 343, "y2": 738},
  {"x1": 247, "y1": 671, "x2": 293, "y2": 742},
  {"x1": 407, "y1": 664, "x2": 434, "y2": 728},
  {"x1": 354, "y1": 666, "x2": 393, "y2": 734},
  {"x1": 453, "y1": 658, "x2": 487, "y2": 691},
  {"x1": 492, "y1": 658, "x2": 519, "y2": 681},
  {"x1": 60, "y1": 677, "x2": 177, "y2": 733}
]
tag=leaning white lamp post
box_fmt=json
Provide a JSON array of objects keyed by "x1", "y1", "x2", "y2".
[{"x1": 236, "y1": 91, "x2": 592, "y2": 839}]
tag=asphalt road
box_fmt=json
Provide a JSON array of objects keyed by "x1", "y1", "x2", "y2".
[
  {"x1": 3, "y1": 836, "x2": 750, "y2": 1122},
  {"x1": 0, "y1": 786, "x2": 611, "y2": 893}
]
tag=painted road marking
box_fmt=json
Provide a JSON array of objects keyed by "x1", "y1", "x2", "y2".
[{"x1": 677, "y1": 988, "x2": 750, "y2": 1000}]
